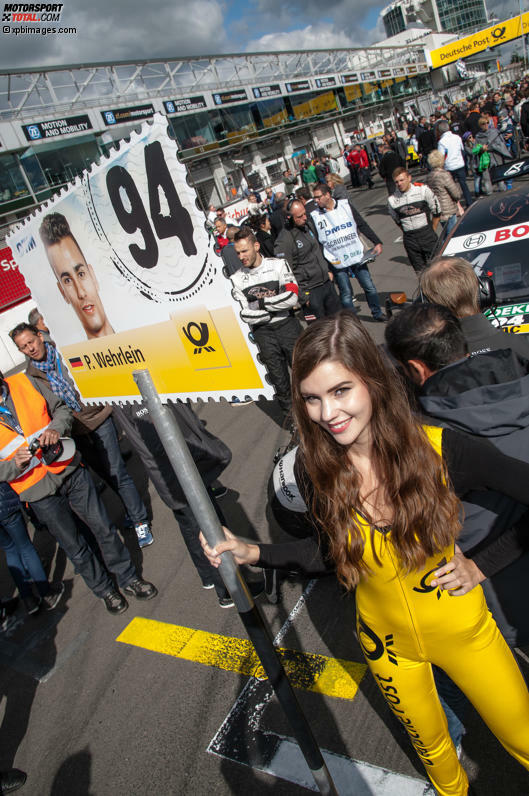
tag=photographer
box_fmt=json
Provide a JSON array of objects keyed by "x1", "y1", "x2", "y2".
[{"x1": 0, "y1": 371, "x2": 157, "y2": 615}]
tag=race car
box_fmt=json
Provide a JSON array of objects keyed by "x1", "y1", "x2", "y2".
[{"x1": 440, "y1": 175, "x2": 529, "y2": 335}]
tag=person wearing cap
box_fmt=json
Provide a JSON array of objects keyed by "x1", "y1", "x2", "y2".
[{"x1": 0, "y1": 368, "x2": 157, "y2": 615}]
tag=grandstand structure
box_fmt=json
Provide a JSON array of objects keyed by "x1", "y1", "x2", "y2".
[{"x1": 0, "y1": 46, "x2": 431, "y2": 231}]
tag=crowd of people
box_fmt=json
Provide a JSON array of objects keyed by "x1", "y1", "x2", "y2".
[{"x1": 2, "y1": 78, "x2": 529, "y2": 795}]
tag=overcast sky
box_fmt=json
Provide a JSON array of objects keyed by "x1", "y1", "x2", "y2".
[{"x1": 0, "y1": 0, "x2": 525, "y2": 70}]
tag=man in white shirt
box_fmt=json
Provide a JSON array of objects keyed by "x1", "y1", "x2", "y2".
[{"x1": 437, "y1": 121, "x2": 473, "y2": 208}]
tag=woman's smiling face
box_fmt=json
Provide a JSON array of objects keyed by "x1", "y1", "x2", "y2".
[{"x1": 300, "y1": 360, "x2": 373, "y2": 449}]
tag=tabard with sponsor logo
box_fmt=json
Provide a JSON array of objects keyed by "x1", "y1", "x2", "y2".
[{"x1": 311, "y1": 200, "x2": 364, "y2": 269}]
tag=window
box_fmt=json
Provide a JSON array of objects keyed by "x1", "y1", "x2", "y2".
[{"x1": 0, "y1": 154, "x2": 29, "y2": 203}]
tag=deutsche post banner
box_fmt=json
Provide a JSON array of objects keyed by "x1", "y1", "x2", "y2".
[
  {"x1": 428, "y1": 12, "x2": 529, "y2": 69},
  {"x1": 8, "y1": 114, "x2": 273, "y2": 405}
]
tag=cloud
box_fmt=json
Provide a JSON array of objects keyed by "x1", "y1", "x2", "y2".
[
  {"x1": 0, "y1": 0, "x2": 229, "y2": 69},
  {"x1": 0, "y1": 0, "x2": 523, "y2": 70},
  {"x1": 244, "y1": 0, "x2": 384, "y2": 46},
  {"x1": 246, "y1": 23, "x2": 360, "y2": 52}
]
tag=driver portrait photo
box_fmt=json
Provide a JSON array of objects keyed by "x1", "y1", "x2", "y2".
[{"x1": 39, "y1": 212, "x2": 114, "y2": 340}]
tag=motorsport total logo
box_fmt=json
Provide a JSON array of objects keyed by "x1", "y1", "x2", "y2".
[{"x1": 2, "y1": 2, "x2": 62, "y2": 21}]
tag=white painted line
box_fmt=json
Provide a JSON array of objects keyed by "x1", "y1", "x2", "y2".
[
  {"x1": 273, "y1": 578, "x2": 317, "y2": 645},
  {"x1": 266, "y1": 736, "x2": 434, "y2": 795},
  {"x1": 39, "y1": 630, "x2": 89, "y2": 683},
  {"x1": 394, "y1": 235, "x2": 403, "y2": 243},
  {"x1": 208, "y1": 580, "x2": 318, "y2": 736}
]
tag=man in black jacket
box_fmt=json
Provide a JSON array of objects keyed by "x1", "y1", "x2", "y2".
[
  {"x1": 385, "y1": 302, "x2": 529, "y2": 648},
  {"x1": 417, "y1": 123, "x2": 437, "y2": 170},
  {"x1": 112, "y1": 401, "x2": 263, "y2": 609},
  {"x1": 520, "y1": 90, "x2": 529, "y2": 141},
  {"x1": 385, "y1": 301, "x2": 529, "y2": 748},
  {"x1": 377, "y1": 144, "x2": 403, "y2": 195},
  {"x1": 269, "y1": 194, "x2": 287, "y2": 240},
  {"x1": 274, "y1": 200, "x2": 341, "y2": 323}
]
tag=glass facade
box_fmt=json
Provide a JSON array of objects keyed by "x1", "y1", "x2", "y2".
[
  {"x1": 0, "y1": 154, "x2": 30, "y2": 203},
  {"x1": 289, "y1": 90, "x2": 338, "y2": 121},
  {"x1": 0, "y1": 69, "x2": 432, "y2": 233},
  {"x1": 170, "y1": 111, "x2": 217, "y2": 150},
  {"x1": 383, "y1": 6, "x2": 406, "y2": 38},
  {"x1": 35, "y1": 139, "x2": 101, "y2": 185},
  {"x1": 256, "y1": 97, "x2": 288, "y2": 129},
  {"x1": 437, "y1": 0, "x2": 487, "y2": 33},
  {"x1": 19, "y1": 151, "x2": 49, "y2": 194}
]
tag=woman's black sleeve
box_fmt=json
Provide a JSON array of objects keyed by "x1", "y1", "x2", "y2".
[
  {"x1": 257, "y1": 535, "x2": 334, "y2": 574},
  {"x1": 471, "y1": 514, "x2": 529, "y2": 579},
  {"x1": 441, "y1": 426, "x2": 529, "y2": 504}
]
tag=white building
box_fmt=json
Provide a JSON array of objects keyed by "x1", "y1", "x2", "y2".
[{"x1": 381, "y1": 0, "x2": 488, "y2": 38}]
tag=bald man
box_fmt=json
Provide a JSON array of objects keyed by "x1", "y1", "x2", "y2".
[{"x1": 274, "y1": 199, "x2": 341, "y2": 322}]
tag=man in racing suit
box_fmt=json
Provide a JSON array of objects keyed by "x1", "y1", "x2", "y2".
[
  {"x1": 231, "y1": 226, "x2": 301, "y2": 414},
  {"x1": 388, "y1": 167, "x2": 441, "y2": 274}
]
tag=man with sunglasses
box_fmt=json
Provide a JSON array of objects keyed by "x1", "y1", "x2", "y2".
[{"x1": 273, "y1": 198, "x2": 341, "y2": 323}]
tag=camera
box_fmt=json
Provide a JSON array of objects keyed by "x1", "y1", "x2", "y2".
[
  {"x1": 28, "y1": 436, "x2": 64, "y2": 465},
  {"x1": 28, "y1": 438, "x2": 41, "y2": 455}
]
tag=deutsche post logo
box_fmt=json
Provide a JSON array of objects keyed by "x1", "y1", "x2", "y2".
[
  {"x1": 491, "y1": 26, "x2": 506, "y2": 39},
  {"x1": 181, "y1": 321, "x2": 215, "y2": 354},
  {"x1": 172, "y1": 306, "x2": 231, "y2": 371}
]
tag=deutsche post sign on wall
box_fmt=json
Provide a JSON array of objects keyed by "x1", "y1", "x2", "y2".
[
  {"x1": 8, "y1": 115, "x2": 272, "y2": 405},
  {"x1": 428, "y1": 12, "x2": 529, "y2": 69}
]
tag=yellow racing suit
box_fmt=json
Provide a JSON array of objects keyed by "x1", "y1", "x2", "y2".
[{"x1": 354, "y1": 426, "x2": 529, "y2": 795}]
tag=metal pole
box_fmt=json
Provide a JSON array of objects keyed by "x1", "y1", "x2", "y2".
[
  {"x1": 519, "y1": 0, "x2": 528, "y2": 72},
  {"x1": 133, "y1": 370, "x2": 339, "y2": 796}
]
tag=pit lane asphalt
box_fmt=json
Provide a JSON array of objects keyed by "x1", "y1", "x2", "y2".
[{"x1": 1, "y1": 175, "x2": 528, "y2": 796}]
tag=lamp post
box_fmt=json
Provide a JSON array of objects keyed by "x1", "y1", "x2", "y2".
[{"x1": 520, "y1": 0, "x2": 528, "y2": 71}]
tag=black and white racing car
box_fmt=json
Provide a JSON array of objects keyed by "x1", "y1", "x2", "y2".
[{"x1": 440, "y1": 160, "x2": 529, "y2": 335}]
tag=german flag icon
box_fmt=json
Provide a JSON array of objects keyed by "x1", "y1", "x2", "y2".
[{"x1": 68, "y1": 357, "x2": 84, "y2": 369}]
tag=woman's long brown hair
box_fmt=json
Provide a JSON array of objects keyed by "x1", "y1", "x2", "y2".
[{"x1": 291, "y1": 312, "x2": 461, "y2": 590}]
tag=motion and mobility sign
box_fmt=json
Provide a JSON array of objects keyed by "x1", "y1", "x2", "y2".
[
  {"x1": 252, "y1": 85, "x2": 281, "y2": 98},
  {"x1": 22, "y1": 114, "x2": 92, "y2": 141},
  {"x1": 164, "y1": 97, "x2": 207, "y2": 114},
  {"x1": 428, "y1": 12, "x2": 529, "y2": 69},
  {"x1": 8, "y1": 114, "x2": 272, "y2": 405}
]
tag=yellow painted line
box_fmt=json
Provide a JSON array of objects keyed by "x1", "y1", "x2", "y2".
[{"x1": 117, "y1": 617, "x2": 366, "y2": 701}]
